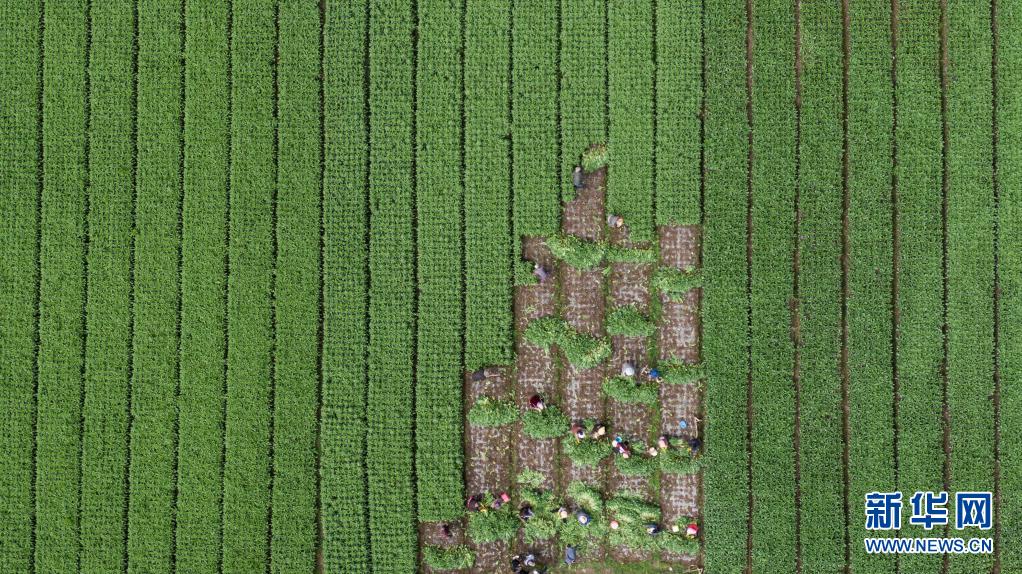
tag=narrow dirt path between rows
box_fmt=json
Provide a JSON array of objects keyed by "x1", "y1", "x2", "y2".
[
  {"x1": 607, "y1": 224, "x2": 655, "y2": 563},
  {"x1": 658, "y1": 225, "x2": 703, "y2": 567},
  {"x1": 514, "y1": 237, "x2": 560, "y2": 564},
  {"x1": 464, "y1": 368, "x2": 513, "y2": 573}
]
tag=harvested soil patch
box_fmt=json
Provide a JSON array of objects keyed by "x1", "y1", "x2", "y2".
[
  {"x1": 419, "y1": 521, "x2": 466, "y2": 574},
  {"x1": 606, "y1": 225, "x2": 655, "y2": 563},
  {"x1": 464, "y1": 368, "x2": 513, "y2": 573},
  {"x1": 513, "y1": 237, "x2": 560, "y2": 564},
  {"x1": 657, "y1": 225, "x2": 703, "y2": 565},
  {"x1": 560, "y1": 168, "x2": 609, "y2": 561}
]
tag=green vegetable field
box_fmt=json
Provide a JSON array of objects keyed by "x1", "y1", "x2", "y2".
[{"x1": 1, "y1": 1, "x2": 1018, "y2": 573}]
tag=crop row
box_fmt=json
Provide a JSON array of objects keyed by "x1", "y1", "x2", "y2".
[
  {"x1": 464, "y1": 0, "x2": 513, "y2": 370},
  {"x1": 127, "y1": 1, "x2": 183, "y2": 570},
  {"x1": 748, "y1": 0, "x2": 797, "y2": 571},
  {"x1": 999, "y1": 1, "x2": 1022, "y2": 570},
  {"x1": 0, "y1": 1, "x2": 40, "y2": 570},
  {"x1": 322, "y1": 0, "x2": 370, "y2": 570},
  {"x1": 271, "y1": 2, "x2": 322, "y2": 572},
  {"x1": 893, "y1": 1, "x2": 944, "y2": 571},
  {"x1": 559, "y1": 0, "x2": 606, "y2": 201},
  {"x1": 35, "y1": 2, "x2": 90, "y2": 572},
  {"x1": 512, "y1": 0, "x2": 559, "y2": 243},
  {"x1": 607, "y1": 0, "x2": 655, "y2": 243},
  {"x1": 701, "y1": 0, "x2": 751, "y2": 571},
  {"x1": 796, "y1": 0, "x2": 846, "y2": 571},
  {"x1": 79, "y1": 0, "x2": 134, "y2": 570},
  {"x1": 222, "y1": 1, "x2": 276, "y2": 572},
  {"x1": 366, "y1": 0, "x2": 418, "y2": 571},
  {"x1": 415, "y1": 0, "x2": 466, "y2": 523},
  {"x1": 946, "y1": 3, "x2": 996, "y2": 573},
  {"x1": 654, "y1": 0, "x2": 702, "y2": 226},
  {"x1": 176, "y1": 0, "x2": 230, "y2": 571},
  {"x1": 845, "y1": 2, "x2": 896, "y2": 571}
]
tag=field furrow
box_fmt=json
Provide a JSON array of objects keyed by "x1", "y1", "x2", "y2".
[
  {"x1": 796, "y1": 0, "x2": 846, "y2": 570},
  {"x1": 270, "y1": 2, "x2": 320, "y2": 572},
  {"x1": 322, "y1": 0, "x2": 370, "y2": 570},
  {"x1": 415, "y1": 0, "x2": 466, "y2": 525},
  {"x1": 464, "y1": 0, "x2": 513, "y2": 371},
  {"x1": 748, "y1": 0, "x2": 797, "y2": 570},
  {"x1": 0, "y1": 1, "x2": 41, "y2": 570},
  {"x1": 946, "y1": 2, "x2": 996, "y2": 573},
  {"x1": 893, "y1": 1, "x2": 945, "y2": 572},
  {"x1": 702, "y1": 0, "x2": 751, "y2": 570},
  {"x1": 845, "y1": 0, "x2": 896, "y2": 570},
  {"x1": 127, "y1": 1, "x2": 183, "y2": 570},
  {"x1": 222, "y1": 1, "x2": 275, "y2": 571},
  {"x1": 654, "y1": 0, "x2": 702, "y2": 226},
  {"x1": 607, "y1": 0, "x2": 654, "y2": 244},
  {"x1": 366, "y1": 0, "x2": 417, "y2": 570},
  {"x1": 35, "y1": 3, "x2": 89, "y2": 572},
  {"x1": 79, "y1": 0, "x2": 135, "y2": 568}
]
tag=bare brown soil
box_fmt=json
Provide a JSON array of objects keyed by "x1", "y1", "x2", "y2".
[
  {"x1": 657, "y1": 225, "x2": 703, "y2": 566},
  {"x1": 514, "y1": 237, "x2": 560, "y2": 564},
  {"x1": 607, "y1": 224, "x2": 655, "y2": 563},
  {"x1": 464, "y1": 367, "x2": 513, "y2": 573},
  {"x1": 560, "y1": 169, "x2": 609, "y2": 562},
  {"x1": 420, "y1": 521, "x2": 466, "y2": 574}
]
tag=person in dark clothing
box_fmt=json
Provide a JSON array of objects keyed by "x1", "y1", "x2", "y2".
[
  {"x1": 646, "y1": 523, "x2": 662, "y2": 536},
  {"x1": 471, "y1": 368, "x2": 487, "y2": 382},
  {"x1": 511, "y1": 555, "x2": 524, "y2": 573},
  {"x1": 572, "y1": 165, "x2": 584, "y2": 190},
  {"x1": 533, "y1": 263, "x2": 550, "y2": 283},
  {"x1": 688, "y1": 437, "x2": 703, "y2": 456},
  {"x1": 528, "y1": 394, "x2": 545, "y2": 410},
  {"x1": 520, "y1": 505, "x2": 535, "y2": 521},
  {"x1": 441, "y1": 523, "x2": 453, "y2": 539},
  {"x1": 466, "y1": 494, "x2": 482, "y2": 512},
  {"x1": 564, "y1": 546, "x2": 577, "y2": 565}
]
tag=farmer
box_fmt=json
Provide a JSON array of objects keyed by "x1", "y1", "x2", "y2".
[
  {"x1": 648, "y1": 367, "x2": 661, "y2": 381},
  {"x1": 591, "y1": 424, "x2": 607, "y2": 439},
  {"x1": 491, "y1": 491, "x2": 511, "y2": 510},
  {"x1": 571, "y1": 422, "x2": 586, "y2": 441},
  {"x1": 470, "y1": 368, "x2": 487, "y2": 383},
  {"x1": 646, "y1": 523, "x2": 662, "y2": 536},
  {"x1": 524, "y1": 553, "x2": 537, "y2": 567},
  {"x1": 576, "y1": 510, "x2": 591, "y2": 526},
  {"x1": 609, "y1": 519, "x2": 620, "y2": 530},
  {"x1": 686, "y1": 522, "x2": 700, "y2": 539},
  {"x1": 647, "y1": 446, "x2": 659, "y2": 457},
  {"x1": 607, "y1": 214, "x2": 624, "y2": 228},
  {"x1": 511, "y1": 555, "x2": 524, "y2": 573},
  {"x1": 528, "y1": 394, "x2": 545, "y2": 411},
  {"x1": 688, "y1": 437, "x2": 703, "y2": 456},
  {"x1": 520, "y1": 505, "x2": 535, "y2": 521},
  {"x1": 621, "y1": 361, "x2": 636, "y2": 377},
  {"x1": 572, "y1": 165, "x2": 584, "y2": 190},
  {"x1": 466, "y1": 494, "x2": 483, "y2": 512},
  {"x1": 533, "y1": 263, "x2": 550, "y2": 283},
  {"x1": 658, "y1": 435, "x2": 670, "y2": 450},
  {"x1": 564, "y1": 546, "x2": 577, "y2": 565},
  {"x1": 441, "y1": 523, "x2": 453, "y2": 539},
  {"x1": 558, "y1": 506, "x2": 569, "y2": 520}
]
